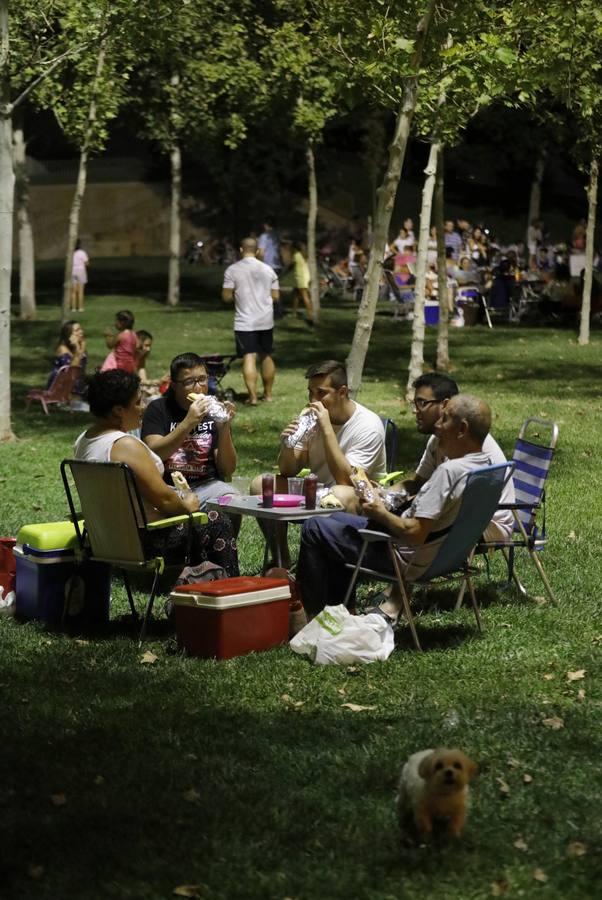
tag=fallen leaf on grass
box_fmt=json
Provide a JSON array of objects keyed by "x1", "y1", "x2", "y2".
[
  {"x1": 567, "y1": 669, "x2": 586, "y2": 682},
  {"x1": 337, "y1": 686, "x2": 346, "y2": 696},
  {"x1": 74, "y1": 639, "x2": 89, "y2": 646},
  {"x1": 542, "y1": 673, "x2": 554, "y2": 681},
  {"x1": 183, "y1": 787, "x2": 200, "y2": 803},
  {"x1": 50, "y1": 793, "x2": 67, "y2": 807},
  {"x1": 542, "y1": 716, "x2": 564, "y2": 730},
  {"x1": 513, "y1": 836, "x2": 529, "y2": 851},
  {"x1": 280, "y1": 694, "x2": 305, "y2": 707},
  {"x1": 506, "y1": 756, "x2": 520, "y2": 769},
  {"x1": 576, "y1": 689, "x2": 586, "y2": 702},
  {"x1": 592, "y1": 635, "x2": 602, "y2": 645},
  {"x1": 173, "y1": 886, "x2": 202, "y2": 898},
  {"x1": 495, "y1": 373, "x2": 504, "y2": 380},
  {"x1": 567, "y1": 531, "x2": 577, "y2": 541},
  {"x1": 533, "y1": 868, "x2": 548, "y2": 883},
  {"x1": 490, "y1": 880, "x2": 509, "y2": 896},
  {"x1": 567, "y1": 841, "x2": 587, "y2": 858},
  {"x1": 28, "y1": 864, "x2": 45, "y2": 879},
  {"x1": 140, "y1": 651, "x2": 158, "y2": 665},
  {"x1": 341, "y1": 703, "x2": 376, "y2": 712},
  {"x1": 32, "y1": 504, "x2": 42, "y2": 511},
  {"x1": 523, "y1": 773, "x2": 533, "y2": 784},
  {"x1": 533, "y1": 596, "x2": 547, "y2": 606},
  {"x1": 495, "y1": 777, "x2": 511, "y2": 796}
]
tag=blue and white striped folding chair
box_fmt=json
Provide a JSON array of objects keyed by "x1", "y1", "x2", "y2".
[{"x1": 468, "y1": 417, "x2": 558, "y2": 603}]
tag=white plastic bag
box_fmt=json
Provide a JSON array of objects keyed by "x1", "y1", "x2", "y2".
[{"x1": 289, "y1": 604, "x2": 395, "y2": 665}]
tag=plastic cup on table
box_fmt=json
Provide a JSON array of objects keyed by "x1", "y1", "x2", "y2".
[
  {"x1": 262, "y1": 474, "x2": 275, "y2": 508},
  {"x1": 287, "y1": 477, "x2": 305, "y2": 496}
]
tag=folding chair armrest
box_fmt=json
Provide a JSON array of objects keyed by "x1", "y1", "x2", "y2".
[
  {"x1": 146, "y1": 511, "x2": 208, "y2": 530},
  {"x1": 356, "y1": 528, "x2": 394, "y2": 544},
  {"x1": 379, "y1": 471, "x2": 404, "y2": 487},
  {"x1": 498, "y1": 502, "x2": 540, "y2": 510}
]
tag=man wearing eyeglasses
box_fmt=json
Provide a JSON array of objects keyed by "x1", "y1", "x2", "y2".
[{"x1": 141, "y1": 352, "x2": 240, "y2": 510}]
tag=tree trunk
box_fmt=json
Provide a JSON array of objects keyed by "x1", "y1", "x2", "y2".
[
  {"x1": 0, "y1": 0, "x2": 15, "y2": 441},
  {"x1": 526, "y1": 147, "x2": 546, "y2": 247},
  {"x1": 167, "y1": 140, "x2": 181, "y2": 307},
  {"x1": 346, "y1": 0, "x2": 436, "y2": 397},
  {"x1": 61, "y1": 42, "x2": 106, "y2": 318},
  {"x1": 306, "y1": 140, "x2": 319, "y2": 324},
  {"x1": 406, "y1": 141, "x2": 439, "y2": 397},
  {"x1": 578, "y1": 155, "x2": 598, "y2": 347},
  {"x1": 435, "y1": 148, "x2": 450, "y2": 371},
  {"x1": 13, "y1": 123, "x2": 36, "y2": 320}
]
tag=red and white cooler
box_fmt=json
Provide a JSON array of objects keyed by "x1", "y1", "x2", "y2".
[{"x1": 170, "y1": 576, "x2": 291, "y2": 659}]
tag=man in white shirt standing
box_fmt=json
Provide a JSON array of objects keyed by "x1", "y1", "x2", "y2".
[{"x1": 222, "y1": 237, "x2": 280, "y2": 405}]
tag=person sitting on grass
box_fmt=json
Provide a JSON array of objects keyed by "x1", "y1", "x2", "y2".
[
  {"x1": 296, "y1": 394, "x2": 501, "y2": 623},
  {"x1": 75, "y1": 370, "x2": 239, "y2": 577},
  {"x1": 250, "y1": 359, "x2": 386, "y2": 568},
  {"x1": 46, "y1": 320, "x2": 88, "y2": 398},
  {"x1": 141, "y1": 353, "x2": 241, "y2": 531}
]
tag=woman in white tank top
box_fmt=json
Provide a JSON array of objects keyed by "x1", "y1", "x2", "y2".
[{"x1": 74, "y1": 371, "x2": 238, "y2": 575}]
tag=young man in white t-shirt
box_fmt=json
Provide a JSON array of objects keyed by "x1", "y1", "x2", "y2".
[
  {"x1": 222, "y1": 237, "x2": 280, "y2": 405},
  {"x1": 250, "y1": 360, "x2": 386, "y2": 568}
]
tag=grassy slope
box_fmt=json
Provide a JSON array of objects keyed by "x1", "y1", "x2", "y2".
[{"x1": 1, "y1": 264, "x2": 602, "y2": 899}]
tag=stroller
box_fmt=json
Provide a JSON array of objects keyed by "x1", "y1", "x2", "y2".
[{"x1": 198, "y1": 354, "x2": 238, "y2": 401}]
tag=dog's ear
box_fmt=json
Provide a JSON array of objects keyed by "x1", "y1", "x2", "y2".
[
  {"x1": 418, "y1": 752, "x2": 435, "y2": 780},
  {"x1": 464, "y1": 755, "x2": 478, "y2": 780}
]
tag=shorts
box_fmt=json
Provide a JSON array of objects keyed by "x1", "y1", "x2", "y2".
[
  {"x1": 235, "y1": 329, "x2": 273, "y2": 357},
  {"x1": 72, "y1": 272, "x2": 87, "y2": 284},
  {"x1": 190, "y1": 479, "x2": 242, "y2": 508}
]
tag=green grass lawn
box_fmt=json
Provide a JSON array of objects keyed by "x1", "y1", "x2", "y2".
[{"x1": 2, "y1": 262, "x2": 602, "y2": 899}]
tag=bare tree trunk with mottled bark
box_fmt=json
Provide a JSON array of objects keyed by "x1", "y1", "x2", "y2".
[
  {"x1": 406, "y1": 141, "x2": 439, "y2": 398},
  {"x1": 578, "y1": 155, "x2": 598, "y2": 346},
  {"x1": 306, "y1": 140, "x2": 319, "y2": 324},
  {"x1": 13, "y1": 123, "x2": 36, "y2": 320},
  {"x1": 0, "y1": 0, "x2": 15, "y2": 441},
  {"x1": 435, "y1": 148, "x2": 449, "y2": 371},
  {"x1": 526, "y1": 148, "x2": 546, "y2": 248},
  {"x1": 167, "y1": 140, "x2": 181, "y2": 307},
  {"x1": 62, "y1": 42, "x2": 106, "y2": 318},
  {"x1": 346, "y1": 0, "x2": 436, "y2": 397}
]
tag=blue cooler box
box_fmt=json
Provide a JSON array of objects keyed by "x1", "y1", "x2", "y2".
[
  {"x1": 424, "y1": 301, "x2": 439, "y2": 326},
  {"x1": 14, "y1": 521, "x2": 111, "y2": 627}
]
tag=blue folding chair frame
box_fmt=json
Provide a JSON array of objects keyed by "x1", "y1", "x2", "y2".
[{"x1": 343, "y1": 462, "x2": 515, "y2": 651}]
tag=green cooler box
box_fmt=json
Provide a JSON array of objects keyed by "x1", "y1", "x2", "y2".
[{"x1": 14, "y1": 521, "x2": 111, "y2": 627}]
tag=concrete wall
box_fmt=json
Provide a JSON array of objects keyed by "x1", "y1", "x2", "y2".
[{"x1": 19, "y1": 180, "x2": 201, "y2": 260}]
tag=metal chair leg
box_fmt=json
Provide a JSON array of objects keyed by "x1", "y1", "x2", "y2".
[
  {"x1": 121, "y1": 569, "x2": 140, "y2": 621},
  {"x1": 139, "y1": 568, "x2": 160, "y2": 645},
  {"x1": 388, "y1": 544, "x2": 422, "y2": 651},
  {"x1": 464, "y1": 554, "x2": 483, "y2": 633},
  {"x1": 342, "y1": 538, "x2": 370, "y2": 608},
  {"x1": 513, "y1": 512, "x2": 556, "y2": 603}
]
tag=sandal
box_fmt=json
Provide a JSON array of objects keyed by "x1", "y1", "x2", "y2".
[{"x1": 363, "y1": 606, "x2": 399, "y2": 627}]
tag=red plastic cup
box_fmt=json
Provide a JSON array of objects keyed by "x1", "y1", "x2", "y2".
[
  {"x1": 304, "y1": 474, "x2": 318, "y2": 510},
  {"x1": 262, "y1": 473, "x2": 275, "y2": 508}
]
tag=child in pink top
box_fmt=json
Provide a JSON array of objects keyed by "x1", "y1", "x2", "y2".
[{"x1": 101, "y1": 310, "x2": 138, "y2": 373}]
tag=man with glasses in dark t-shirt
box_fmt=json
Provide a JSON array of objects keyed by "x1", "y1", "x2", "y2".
[{"x1": 141, "y1": 353, "x2": 241, "y2": 518}]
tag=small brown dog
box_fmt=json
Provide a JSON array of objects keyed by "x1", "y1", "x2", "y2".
[{"x1": 396, "y1": 748, "x2": 478, "y2": 842}]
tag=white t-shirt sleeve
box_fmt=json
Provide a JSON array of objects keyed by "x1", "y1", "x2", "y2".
[
  {"x1": 415, "y1": 435, "x2": 439, "y2": 481},
  {"x1": 271, "y1": 270, "x2": 280, "y2": 291},
  {"x1": 410, "y1": 464, "x2": 454, "y2": 521},
  {"x1": 223, "y1": 266, "x2": 235, "y2": 289}
]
